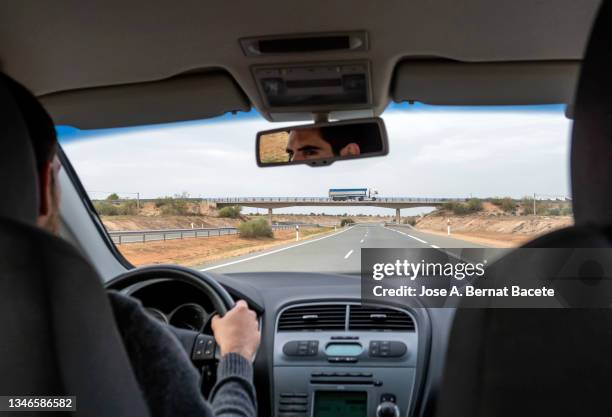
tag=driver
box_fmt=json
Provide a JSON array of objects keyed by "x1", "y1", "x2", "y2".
[
  {"x1": 5, "y1": 74, "x2": 260, "y2": 417},
  {"x1": 286, "y1": 126, "x2": 361, "y2": 161}
]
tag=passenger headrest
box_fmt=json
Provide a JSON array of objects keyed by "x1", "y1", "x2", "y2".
[
  {"x1": 571, "y1": 1, "x2": 612, "y2": 227},
  {"x1": 0, "y1": 74, "x2": 39, "y2": 224}
]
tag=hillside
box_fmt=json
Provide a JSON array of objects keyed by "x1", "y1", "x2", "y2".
[{"x1": 413, "y1": 202, "x2": 573, "y2": 247}]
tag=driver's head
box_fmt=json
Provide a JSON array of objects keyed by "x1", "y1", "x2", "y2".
[
  {"x1": 286, "y1": 126, "x2": 361, "y2": 162},
  {"x1": 5, "y1": 76, "x2": 61, "y2": 234}
]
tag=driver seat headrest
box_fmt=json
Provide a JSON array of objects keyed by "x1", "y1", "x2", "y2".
[{"x1": 0, "y1": 74, "x2": 40, "y2": 225}]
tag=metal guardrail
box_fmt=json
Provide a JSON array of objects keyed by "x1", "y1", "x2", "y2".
[
  {"x1": 109, "y1": 224, "x2": 320, "y2": 244},
  {"x1": 205, "y1": 197, "x2": 464, "y2": 203}
]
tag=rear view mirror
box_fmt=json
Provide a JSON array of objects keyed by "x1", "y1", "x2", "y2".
[{"x1": 256, "y1": 117, "x2": 388, "y2": 167}]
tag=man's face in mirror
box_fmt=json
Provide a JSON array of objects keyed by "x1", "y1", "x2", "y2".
[
  {"x1": 286, "y1": 129, "x2": 334, "y2": 161},
  {"x1": 285, "y1": 128, "x2": 361, "y2": 162}
]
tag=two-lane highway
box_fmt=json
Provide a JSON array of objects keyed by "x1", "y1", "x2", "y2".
[{"x1": 197, "y1": 223, "x2": 491, "y2": 274}]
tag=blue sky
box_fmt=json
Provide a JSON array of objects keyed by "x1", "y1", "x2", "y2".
[{"x1": 60, "y1": 104, "x2": 572, "y2": 216}]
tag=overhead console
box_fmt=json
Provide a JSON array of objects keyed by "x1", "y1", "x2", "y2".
[
  {"x1": 253, "y1": 61, "x2": 371, "y2": 111},
  {"x1": 240, "y1": 31, "x2": 375, "y2": 121},
  {"x1": 273, "y1": 303, "x2": 419, "y2": 417}
]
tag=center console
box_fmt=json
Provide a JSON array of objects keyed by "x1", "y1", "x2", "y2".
[{"x1": 273, "y1": 303, "x2": 418, "y2": 417}]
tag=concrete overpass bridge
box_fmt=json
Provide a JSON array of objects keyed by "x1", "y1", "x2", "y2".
[{"x1": 205, "y1": 197, "x2": 465, "y2": 224}]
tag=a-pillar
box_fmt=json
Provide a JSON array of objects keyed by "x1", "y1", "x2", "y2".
[
  {"x1": 268, "y1": 207, "x2": 273, "y2": 225},
  {"x1": 395, "y1": 208, "x2": 401, "y2": 224}
]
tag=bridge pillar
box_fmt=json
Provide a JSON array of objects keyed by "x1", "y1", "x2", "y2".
[
  {"x1": 395, "y1": 208, "x2": 401, "y2": 224},
  {"x1": 268, "y1": 207, "x2": 273, "y2": 225}
]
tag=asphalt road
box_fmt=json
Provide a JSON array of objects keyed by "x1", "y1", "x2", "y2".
[{"x1": 197, "y1": 223, "x2": 501, "y2": 275}]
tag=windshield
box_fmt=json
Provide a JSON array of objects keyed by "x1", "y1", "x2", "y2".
[{"x1": 60, "y1": 104, "x2": 573, "y2": 275}]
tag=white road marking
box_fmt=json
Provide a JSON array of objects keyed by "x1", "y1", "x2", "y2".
[
  {"x1": 344, "y1": 249, "x2": 354, "y2": 259},
  {"x1": 200, "y1": 226, "x2": 355, "y2": 271},
  {"x1": 385, "y1": 227, "x2": 428, "y2": 244},
  {"x1": 383, "y1": 226, "x2": 465, "y2": 261},
  {"x1": 407, "y1": 234, "x2": 427, "y2": 244}
]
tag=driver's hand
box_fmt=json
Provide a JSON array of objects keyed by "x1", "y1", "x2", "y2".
[{"x1": 211, "y1": 300, "x2": 260, "y2": 361}]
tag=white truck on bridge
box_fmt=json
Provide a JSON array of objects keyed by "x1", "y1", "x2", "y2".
[{"x1": 328, "y1": 188, "x2": 378, "y2": 201}]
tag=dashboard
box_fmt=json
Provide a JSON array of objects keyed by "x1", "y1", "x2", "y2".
[{"x1": 122, "y1": 271, "x2": 454, "y2": 417}]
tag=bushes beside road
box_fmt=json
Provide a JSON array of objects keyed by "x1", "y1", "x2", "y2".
[
  {"x1": 218, "y1": 206, "x2": 242, "y2": 218},
  {"x1": 520, "y1": 196, "x2": 572, "y2": 216},
  {"x1": 93, "y1": 192, "x2": 139, "y2": 216},
  {"x1": 403, "y1": 217, "x2": 417, "y2": 226},
  {"x1": 442, "y1": 198, "x2": 483, "y2": 215},
  {"x1": 239, "y1": 218, "x2": 273, "y2": 238},
  {"x1": 155, "y1": 193, "x2": 192, "y2": 216},
  {"x1": 490, "y1": 197, "x2": 516, "y2": 213},
  {"x1": 438, "y1": 196, "x2": 571, "y2": 217},
  {"x1": 94, "y1": 200, "x2": 138, "y2": 216},
  {"x1": 340, "y1": 218, "x2": 355, "y2": 227}
]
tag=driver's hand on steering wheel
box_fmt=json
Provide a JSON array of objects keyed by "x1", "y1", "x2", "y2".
[{"x1": 211, "y1": 300, "x2": 260, "y2": 361}]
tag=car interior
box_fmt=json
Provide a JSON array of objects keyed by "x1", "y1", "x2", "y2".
[{"x1": 1, "y1": 1, "x2": 611, "y2": 416}]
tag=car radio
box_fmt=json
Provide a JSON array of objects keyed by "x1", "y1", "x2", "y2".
[
  {"x1": 274, "y1": 365, "x2": 410, "y2": 417},
  {"x1": 274, "y1": 325, "x2": 417, "y2": 416}
]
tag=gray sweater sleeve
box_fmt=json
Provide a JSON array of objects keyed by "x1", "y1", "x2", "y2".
[
  {"x1": 108, "y1": 291, "x2": 257, "y2": 417},
  {"x1": 210, "y1": 353, "x2": 258, "y2": 417}
]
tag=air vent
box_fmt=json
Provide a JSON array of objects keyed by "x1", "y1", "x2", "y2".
[
  {"x1": 278, "y1": 305, "x2": 347, "y2": 331},
  {"x1": 349, "y1": 306, "x2": 415, "y2": 331}
]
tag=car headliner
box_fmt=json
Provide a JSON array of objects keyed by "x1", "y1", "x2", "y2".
[{"x1": 0, "y1": 0, "x2": 601, "y2": 128}]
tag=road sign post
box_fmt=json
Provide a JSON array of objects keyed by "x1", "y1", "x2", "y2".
[{"x1": 296, "y1": 224, "x2": 300, "y2": 241}]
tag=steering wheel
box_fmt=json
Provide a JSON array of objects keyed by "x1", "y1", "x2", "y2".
[{"x1": 106, "y1": 265, "x2": 235, "y2": 372}]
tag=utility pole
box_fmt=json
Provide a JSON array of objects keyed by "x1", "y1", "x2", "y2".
[
  {"x1": 533, "y1": 193, "x2": 536, "y2": 216},
  {"x1": 137, "y1": 192, "x2": 140, "y2": 210}
]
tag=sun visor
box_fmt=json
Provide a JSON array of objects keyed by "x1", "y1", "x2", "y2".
[
  {"x1": 392, "y1": 60, "x2": 579, "y2": 110},
  {"x1": 39, "y1": 71, "x2": 250, "y2": 129}
]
